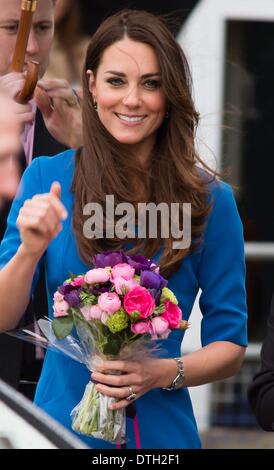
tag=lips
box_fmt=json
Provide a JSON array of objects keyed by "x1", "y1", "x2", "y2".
[{"x1": 115, "y1": 113, "x2": 147, "y2": 123}]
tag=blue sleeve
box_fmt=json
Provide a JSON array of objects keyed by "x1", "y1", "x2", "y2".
[
  {"x1": 0, "y1": 158, "x2": 44, "y2": 296},
  {"x1": 198, "y1": 181, "x2": 248, "y2": 347}
]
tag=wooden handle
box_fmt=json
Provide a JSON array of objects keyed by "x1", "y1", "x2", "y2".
[
  {"x1": 15, "y1": 60, "x2": 39, "y2": 104},
  {"x1": 11, "y1": 1, "x2": 39, "y2": 103}
]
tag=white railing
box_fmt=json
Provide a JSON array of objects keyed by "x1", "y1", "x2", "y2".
[{"x1": 245, "y1": 242, "x2": 274, "y2": 260}]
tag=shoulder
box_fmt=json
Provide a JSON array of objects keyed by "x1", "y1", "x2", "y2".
[
  {"x1": 32, "y1": 148, "x2": 76, "y2": 172},
  {"x1": 198, "y1": 169, "x2": 242, "y2": 239},
  {"x1": 198, "y1": 168, "x2": 236, "y2": 218},
  {"x1": 199, "y1": 168, "x2": 234, "y2": 202},
  {"x1": 27, "y1": 149, "x2": 76, "y2": 191}
]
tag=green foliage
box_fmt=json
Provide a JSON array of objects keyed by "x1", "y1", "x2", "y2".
[
  {"x1": 153, "y1": 304, "x2": 165, "y2": 316},
  {"x1": 130, "y1": 310, "x2": 141, "y2": 322},
  {"x1": 79, "y1": 290, "x2": 97, "y2": 306},
  {"x1": 102, "y1": 334, "x2": 123, "y2": 356},
  {"x1": 52, "y1": 316, "x2": 74, "y2": 339},
  {"x1": 160, "y1": 287, "x2": 178, "y2": 305},
  {"x1": 106, "y1": 309, "x2": 129, "y2": 334}
]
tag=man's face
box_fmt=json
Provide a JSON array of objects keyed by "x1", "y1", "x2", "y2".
[{"x1": 0, "y1": 0, "x2": 54, "y2": 77}]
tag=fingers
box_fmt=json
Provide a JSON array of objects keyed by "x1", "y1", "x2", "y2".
[
  {"x1": 50, "y1": 181, "x2": 61, "y2": 200},
  {"x1": 0, "y1": 72, "x2": 27, "y2": 99},
  {"x1": 91, "y1": 362, "x2": 142, "y2": 410},
  {"x1": 91, "y1": 370, "x2": 138, "y2": 387},
  {"x1": 74, "y1": 87, "x2": 83, "y2": 102},
  {"x1": 95, "y1": 383, "x2": 141, "y2": 409},
  {"x1": 17, "y1": 184, "x2": 68, "y2": 238},
  {"x1": 37, "y1": 79, "x2": 81, "y2": 107},
  {"x1": 95, "y1": 360, "x2": 139, "y2": 374},
  {"x1": 20, "y1": 199, "x2": 63, "y2": 235},
  {"x1": 38, "y1": 78, "x2": 70, "y2": 90},
  {"x1": 34, "y1": 87, "x2": 53, "y2": 118},
  {"x1": 37, "y1": 185, "x2": 68, "y2": 221},
  {"x1": 0, "y1": 75, "x2": 35, "y2": 125}
]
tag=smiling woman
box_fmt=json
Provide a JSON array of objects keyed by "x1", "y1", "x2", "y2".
[
  {"x1": 0, "y1": 9, "x2": 247, "y2": 449},
  {"x1": 87, "y1": 39, "x2": 166, "y2": 150},
  {"x1": 75, "y1": 10, "x2": 214, "y2": 275}
]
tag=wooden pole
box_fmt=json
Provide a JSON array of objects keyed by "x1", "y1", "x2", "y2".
[{"x1": 11, "y1": 1, "x2": 39, "y2": 103}]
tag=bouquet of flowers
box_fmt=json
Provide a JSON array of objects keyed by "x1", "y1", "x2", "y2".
[{"x1": 51, "y1": 251, "x2": 188, "y2": 444}]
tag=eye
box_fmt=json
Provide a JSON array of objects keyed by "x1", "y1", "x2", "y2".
[
  {"x1": 35, "y1": 22, "x2": 53, "y2": 34},
  {"x1": 143, "y1": 79, "x2": 161, "y2": 90},
  {"x1": 1, "y1": 23, "x2": 18, "y2": 34},
  {"x1": 106, "y1": 77, "x2": 125, "y2": 86}
]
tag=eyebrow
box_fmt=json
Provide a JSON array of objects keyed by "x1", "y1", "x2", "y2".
[
  {"x1": 0, "y1": 19, "x2": 53, "y2": 25},
  {"x1": 104, "y1": 70, "x2": 161, "y2": 78}
]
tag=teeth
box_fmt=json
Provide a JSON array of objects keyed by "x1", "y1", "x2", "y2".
[{"x1": 117, "y1": 113, "x2": 145, "y2": 123}]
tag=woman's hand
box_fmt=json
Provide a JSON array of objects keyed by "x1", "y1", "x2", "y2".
[
  {"x1": 17, "y1": 182, "x2": 68, "y2": 258},
  {"x1": 91, "y1": 358, "x2": 177, "y2": 410}
]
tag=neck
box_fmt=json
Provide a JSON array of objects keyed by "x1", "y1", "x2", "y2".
[{"x1": 129, "y1": 136, "x2": 156, "y2": 171}]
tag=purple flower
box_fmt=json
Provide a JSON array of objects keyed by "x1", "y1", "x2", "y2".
[
  {"x1": 147, "y1": 288, "x2": 162, "y2": 304},
  {"x1": 126, "y1": 255, "x2": 156, "y2": 274},
  {"x1": 64, "y1": 289, "x2": 81, "y2": 307},
  {"x1": 92, "y1": 251, "x2": 126, "y2": 268},
  {"x1": 140, "y1": 271, "x2": 168, "y2": 290},
  {"x1": 58, "y1": 283, "x2": 75, "y2": 296},
  {"x1": 90, "y1": 281, "x2": 112, "y2": 295}
]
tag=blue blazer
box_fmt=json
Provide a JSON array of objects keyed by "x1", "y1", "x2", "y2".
[{"x1": 0, "y1": 150, "x2": 248, "y2": 449}]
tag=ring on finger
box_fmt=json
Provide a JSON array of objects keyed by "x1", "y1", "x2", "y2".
[{"x1": 126, "y1": 385, "x2": 137, "y2": 401}]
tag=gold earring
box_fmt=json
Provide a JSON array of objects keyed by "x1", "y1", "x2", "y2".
[{"x1": 94, "y1": 100, "x2": 98, "y2": 112}]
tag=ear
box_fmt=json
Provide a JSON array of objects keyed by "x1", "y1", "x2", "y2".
[{"x1": 86, "y1": 69, "x2": 97, "y2": 99}]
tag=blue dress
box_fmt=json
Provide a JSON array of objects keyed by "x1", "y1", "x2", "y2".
[{"x1": 0, "y1": 150, "x2": 248, "y2": 449}]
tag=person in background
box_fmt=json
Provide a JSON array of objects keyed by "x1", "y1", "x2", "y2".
[
  {"x1": 248, "y1": 294, "x2": 274, "y2": 431},
  {"x1": 45, "y1": 0, "x2": 90, "y2": 86},
  {"x1": 0, "y1": 0, "x2": 83, "y2": 401},
  {"x1": 0, "y1": 92, "x2": 21, "y2": 206}
]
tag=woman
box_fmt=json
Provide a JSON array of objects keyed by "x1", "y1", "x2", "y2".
[
  {"x1": 248, "y1": 294, "x2": 274, "y2": 431},
  {"x1": 0, "y1": 10, "x2": 247, "y2": 448}
]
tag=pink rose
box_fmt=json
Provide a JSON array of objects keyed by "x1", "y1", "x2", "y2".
[
  {"x1": 101, "y1": 311, "x2": 110, "y2": 325},
  {"x1": 162, "y1": 301, "x2": 182, "y2": 329},
  {"x1": 54, "y1": 291, "x2": 64, "y2": 303},
  {"x1": 113, "y1": 277, "x2": 139, "y2": 295},
  {"x1": 81, "y1": 305, "x2": 102, "y2": 321},
  {"x1": 71, "y1": 276, "x2": 85, "y2": 287},
  {"x1": 151, "y1": 316, "x2": 170, "y2": 337},
  {"x1": 111, "y1": 263, "x2": 135, "y2": 280},
  {"x1": 98, "y1": 292, "x2": 121, "y2": 314},
  {"x1": 131, "y1": 320, "x2": 152, "y2": 335},
  {"x1": 124, "y1": 286, "x2": 155, "y2": 319},
  {"x1": 84, "y1": 268, "x2": 111, "y2": 284},
  {"x1": 53, "y1": 299, "x2": 70, "y2": 318}
]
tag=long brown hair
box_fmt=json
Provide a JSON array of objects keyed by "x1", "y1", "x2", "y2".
[{"x1": 72, "y1": 9, "x2": 216, "y2": 277}]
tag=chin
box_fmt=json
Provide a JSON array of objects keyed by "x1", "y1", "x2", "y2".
[{"x1": 113, "y1": 134, "x2": 143, "y2": 145}]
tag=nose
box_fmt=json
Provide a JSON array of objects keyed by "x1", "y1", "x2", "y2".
[
  {"x1": 122, "y1": 85, "x2": 142, "y2": 108},
  {"x1": 26, "y1": 29, "x2": 39, "y2": 57}
]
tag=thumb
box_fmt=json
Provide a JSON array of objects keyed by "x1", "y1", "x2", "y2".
[
  {"x1": 50, "y1": 181, "x2": 61, "y2": 200},
  {"x1": 35, "y1": 86, "x2": 53, "y2": 119}
]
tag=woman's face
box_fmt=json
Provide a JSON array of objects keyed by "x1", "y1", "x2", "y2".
[{"x1": 88, "y1": 38, "x2": 167, "y2": 149}]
